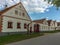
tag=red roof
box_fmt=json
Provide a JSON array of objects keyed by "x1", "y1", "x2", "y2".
[{"x1": 33, "y1": 19, "x2": 46, "y2": 24}]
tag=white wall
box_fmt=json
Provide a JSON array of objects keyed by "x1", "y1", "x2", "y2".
[
  {"x1": 56, "y1": 26, "x2": 60, "y2": 30},
  {"x1": 2, "y1": 16, "x2": 31, "y2": 32},
  {"x1": 32, "y1": 22, "x2": 49, "y2": 31},
  {"x1": 2, "y1": 3, "x2": 31, "y2": 21},
  {"x1": 32, "y1": 22, "x2": 55, "y2": 32},
  {"x1": 40, "y1": 24, "x2": 49, "y2": 31}
]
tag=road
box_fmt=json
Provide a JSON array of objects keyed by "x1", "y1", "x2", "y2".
[{"x1": 6, "y1": 33, "x2": 60, "y2": 45}]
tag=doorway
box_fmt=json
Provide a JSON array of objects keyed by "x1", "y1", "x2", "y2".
[{"x1": 34, "y1": 24, "x2": 40, "y2": 32}]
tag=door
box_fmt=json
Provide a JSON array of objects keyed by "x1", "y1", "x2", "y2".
[
  {"x1": 34, "y1": 24, "x2": 40, "y2": 32},
  {"x1": 36, "y1": 24, "x2": 39, "y2": 32}
]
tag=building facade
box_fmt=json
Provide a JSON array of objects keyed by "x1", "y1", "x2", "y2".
[
  {"x1": 0, "y1": 2, "x2": 31, "y2": 32},
  {"x1": 0, "y1": 2, "x2": 59, "y2": 33}
]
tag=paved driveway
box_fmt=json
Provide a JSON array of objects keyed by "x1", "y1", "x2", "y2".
[{"x1": 6, "y1": 33, "x2": 60, "y2": 45}]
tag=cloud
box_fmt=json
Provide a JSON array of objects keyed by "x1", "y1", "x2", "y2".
[
  {"x1": 5, "y1": 0, "x2": 20, "y2": 6},
  {"x1": 0, "y1": 0, "x2": 20, "y2": 7},
  {"x1": 0, "y1": 0, "x2": 53, "y2": 13},
  {"x1": 22, "y1": 0, "x2": 53, "y2": 13}
]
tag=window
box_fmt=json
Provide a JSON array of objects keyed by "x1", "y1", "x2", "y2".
[
  {"x1": 19, "y1": 6, "x2": 21, "y2": 8},
  {"x1": 15, "y1": 10, "x2": 18, "y2": 15},
  {"x1": 8, "y1": 22, "x2": 13, "y2": 28},
  {"x1": 24, "y1": 23, "x2": 27, "y2": 29},
  {"x1": 22, "y1": 13, "x2": 25, "y2": 16},
  {"x1": 17, "y1": 23, "x2": 21, "y2": 28},
  {"x1": 19, "y1": 12, "x2": 21, "y2": 15}
]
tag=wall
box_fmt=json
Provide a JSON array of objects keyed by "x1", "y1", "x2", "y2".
[
  {"x1": 2, "y1": 3, "x2": 31, "y2": 21},
  {"x1": 32, "y1": 22, "x2": 55, "y2": 32},
  {"x1": 0, "y1": 16, "x2": 2, "y2": 32},
  {"x1": 2, "y1": 16, "x2": 31, "y2": 32}
]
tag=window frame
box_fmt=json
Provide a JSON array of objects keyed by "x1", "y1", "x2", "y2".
[
  {"x1": 8, "y1": 22, "x2": 13, "y2": 28},
  {"x1": 24, "y1": 23, "x2": 27, "y2": 29},
  {"x1": 15, "y1": 10, "x2": 18, "y2": 15},
  {"x1": 17, "y1": 22, "x2": 21, "y2": 29},
  {"x1": 22, "y1": 13, "x2": 25, "y2": 16}
]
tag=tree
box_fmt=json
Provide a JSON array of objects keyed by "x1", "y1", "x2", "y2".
[
  {"x1": 45, "y1": 0, "x2": 60, "y2": 8},
  {"x1": 27, "y1": 21, "x2": 32, "y2": 34}
]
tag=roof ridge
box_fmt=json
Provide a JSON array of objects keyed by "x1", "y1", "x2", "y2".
[{"x1": 0, "y1": 2, "x2": 21, "y2": 15}]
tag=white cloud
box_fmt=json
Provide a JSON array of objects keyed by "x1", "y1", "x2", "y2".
[
  {"x1": 0, "y1": 0, "x2": 20, "y2": 7},
  {"x1": 0, "y1": 0, "x2": 53, "y2": 13},
  {"x1": 22, "y1": 0, "x2": 53, "y2": 13}
]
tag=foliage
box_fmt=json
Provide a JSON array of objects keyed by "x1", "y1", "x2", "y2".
[{"x1": 45, "y1": 0, "x2": 60, "y2": 8}]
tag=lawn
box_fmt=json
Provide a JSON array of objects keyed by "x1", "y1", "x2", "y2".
[
  {"x1": 0, "y1": 30, "x2": 60, "y2": 45},
  {"x1": 0, "y1": 33, "x2": 44, "y2": 45},
  {"x1": 40, "y1": 30, "x2": 60, "y2": 33}
]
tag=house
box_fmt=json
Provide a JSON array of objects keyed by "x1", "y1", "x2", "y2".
[
  {"x1": 0, "y1": 2, "x2": 31, "y2": 32},
  {"x1": 33, "y1": 18, "x2": 48, "y2": 25},
  {"x1": 56, "y1": 22, "x2": 60, "y2": 30},
  {"x1": 47, "y1": 20, "x2": 57, "y2": 30},
  {"x1": 57, "y1": 22, "x2": 60, "y2": 26},
  {"x1": 47, "y1": 20, "x2": 55, "y2": 30},
  {"x1": 33, "y1": 19, "x2": 58, "y2": 31},
  {"x1": 33, "y1": 18, "x2": 49, "y2": 31},
  {"x1": 0, "y1": 2, "x2": 59, "y2": 33}
]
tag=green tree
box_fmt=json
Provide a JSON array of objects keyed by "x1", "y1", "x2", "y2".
[{"x1": 45, "y1": 0, "x2": 60, "y2": 8}]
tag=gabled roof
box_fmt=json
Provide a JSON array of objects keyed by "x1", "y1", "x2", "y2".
[
  {"x1": 0, "y1": 2, "x2": 31, "y2": 21},
  {"x1": 33, "y1": 19, "x2": 56, "y2": 26},
  {"x1": 47, "y1": 20, "x2": 56, "y2": 26},
  {"x1": 33, "y1": 18, "x2": 46, "y2": 24},
  {"x1": 47, "y1": 20, "x2": 53, "y2": 26}
]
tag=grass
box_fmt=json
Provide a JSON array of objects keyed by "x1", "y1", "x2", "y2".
[
  {"x1": 40, "y1": 30, "x2": 60, "y2": 33},
  {"x1": 0, "y1": 33, "x2": 44, "y2": 45},
  {"x1": 0, "y1": 30, "x2": 60, "y2": 45}
]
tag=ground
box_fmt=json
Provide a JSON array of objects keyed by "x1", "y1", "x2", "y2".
[{"x1": 6, "y1": 32, "x2": 60, "y2": 45}]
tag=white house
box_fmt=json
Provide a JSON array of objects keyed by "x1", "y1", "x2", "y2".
[
  {"x1": 56, "y1": 22, "x2": 60, "y2": 30},
  {"x1": 0, "y1": 2, "x2": 59, "y2": 33},
  {"x1": 0, "y1": 2, "x2": 31, "y2": 32},
  {"x1": 32, "y1": 19, "x2": 58, "y2": 31},
  {"x1": 33, "y1": 19, "x2": 49, "y2": 31}
]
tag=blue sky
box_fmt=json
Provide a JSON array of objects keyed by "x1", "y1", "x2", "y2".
[
  {"x1": 0, "y1": 0, "x2": 60, "y2": 22},
  {"x1": 29, "y1": 6, "x2": 60, "y2": 22}
]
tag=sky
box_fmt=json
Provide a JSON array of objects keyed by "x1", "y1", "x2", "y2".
[{"x1": 0, "y1": 0, "x2": 60, "y2": 22}]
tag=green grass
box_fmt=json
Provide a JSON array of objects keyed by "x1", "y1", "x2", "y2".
[
  {"x1": 40, "y1": 30, "x2": 60, "y2": 33},
  {"x1": 0, "y1": 33, "x2": 44, "y2": 45},
  {"x1": 0, "y1": 30, "x2": 60, "y2": 45}
]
